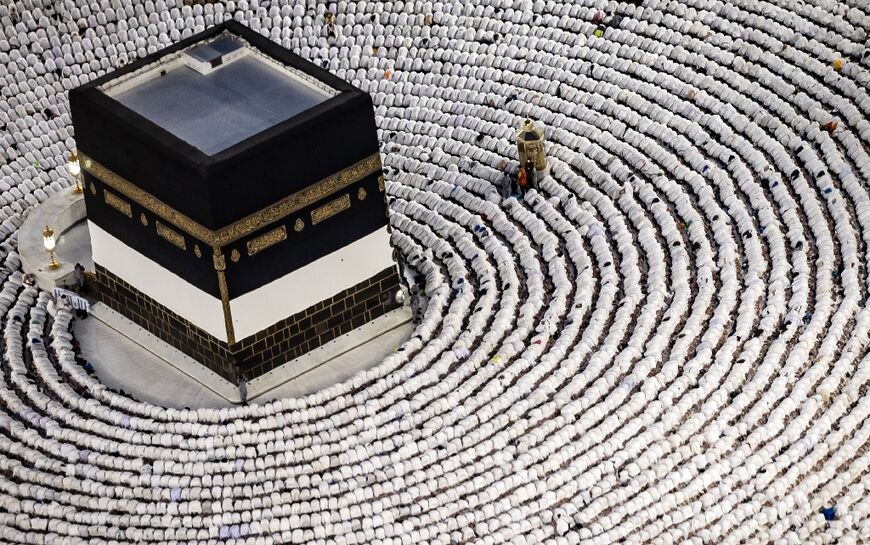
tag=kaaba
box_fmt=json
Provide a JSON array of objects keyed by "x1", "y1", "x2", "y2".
[{"x1": 69, "y1": 21, "x2": 400, "y2": 382}]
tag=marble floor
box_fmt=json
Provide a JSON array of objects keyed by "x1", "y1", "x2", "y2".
[
  {"x1": 55, "y1": 220, "x2": 94, "y2": 272},
  {"x1": 74, "y1": 312, "x2": 229, "y2": 408},
  {"x1": 74, "y1": 306, "x2": 414, "y2": 408},
  {"x1": 254, "y1": 319, "x2": 413, "y2": 400}
]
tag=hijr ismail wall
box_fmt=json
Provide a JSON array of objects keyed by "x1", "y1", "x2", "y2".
[{"x1": 69, "y1": 21, "x2": 401, "y2": 381}]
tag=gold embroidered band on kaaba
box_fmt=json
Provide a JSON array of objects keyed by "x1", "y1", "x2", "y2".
[{"x1": 79, "y1": 152, "x2": 382, "y2": 249}]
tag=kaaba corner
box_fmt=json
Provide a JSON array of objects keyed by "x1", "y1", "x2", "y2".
[{"x1": 68, "y1": 21, "x2": 400, "y2": 382}]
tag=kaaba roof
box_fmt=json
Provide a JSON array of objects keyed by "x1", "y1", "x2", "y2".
[
  {"x1": 70, "y1": 21, "x2": 365, "y2": 172},
  {"x1": 101, "y1": 34, "x2": 335, "y2": 155},
  {"x1": 70, "y1": 21, "x2": 379, "y2": 230}
]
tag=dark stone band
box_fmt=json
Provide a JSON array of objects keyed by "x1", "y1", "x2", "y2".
[{"x1": 95, "y1": 264, "x2": 401, "y2": 382}]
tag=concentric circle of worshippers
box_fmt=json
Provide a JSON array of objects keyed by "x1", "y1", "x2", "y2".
[{"x1": 0, "y1": 0, "x2": 869, "y2": 544}]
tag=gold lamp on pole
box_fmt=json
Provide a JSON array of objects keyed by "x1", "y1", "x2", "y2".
[
  {"x1": 67, "y1": 150, "x2": 83, "y2": 194},
  {"x1": 43, "y1": 225, "x2": 59, "y2": 270}
]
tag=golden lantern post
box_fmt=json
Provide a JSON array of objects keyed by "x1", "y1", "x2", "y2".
[
  {"x1": 67, "y1": 150, "x2": 83, "y2": 194},
  {"x1": 43, "y1": 225, "x2": 59, "y2": 270}
]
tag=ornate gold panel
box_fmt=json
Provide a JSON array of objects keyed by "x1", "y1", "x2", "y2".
[
  {"x1": 311, "y1": 193, "x2": 351, "y2": 225},
  {"x1": 246, "y1": 225, "x2": 288, "y2": 256},
  {"x1": 104, "y1": 190, "x2": 132, "y2": 218},
  {"x1": 156, "y1": 221, "x2": 186, "y2": 250}
]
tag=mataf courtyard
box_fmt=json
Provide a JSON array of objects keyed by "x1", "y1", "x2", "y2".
[{"x1": 0, "y1": 1, "x2": 869, "y2": 544}]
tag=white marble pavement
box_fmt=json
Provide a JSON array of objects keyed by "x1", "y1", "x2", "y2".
[
  {"x1": 19, "y1": 187, "x2": 86, "y2": 290},
  {"x1": 75, "y1": 303, "x2": 413, "y2": 407}
]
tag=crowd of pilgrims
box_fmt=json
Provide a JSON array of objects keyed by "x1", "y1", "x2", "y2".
[{"x1": 0, "y1": 0, "x2": 868, "y2": 543}]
